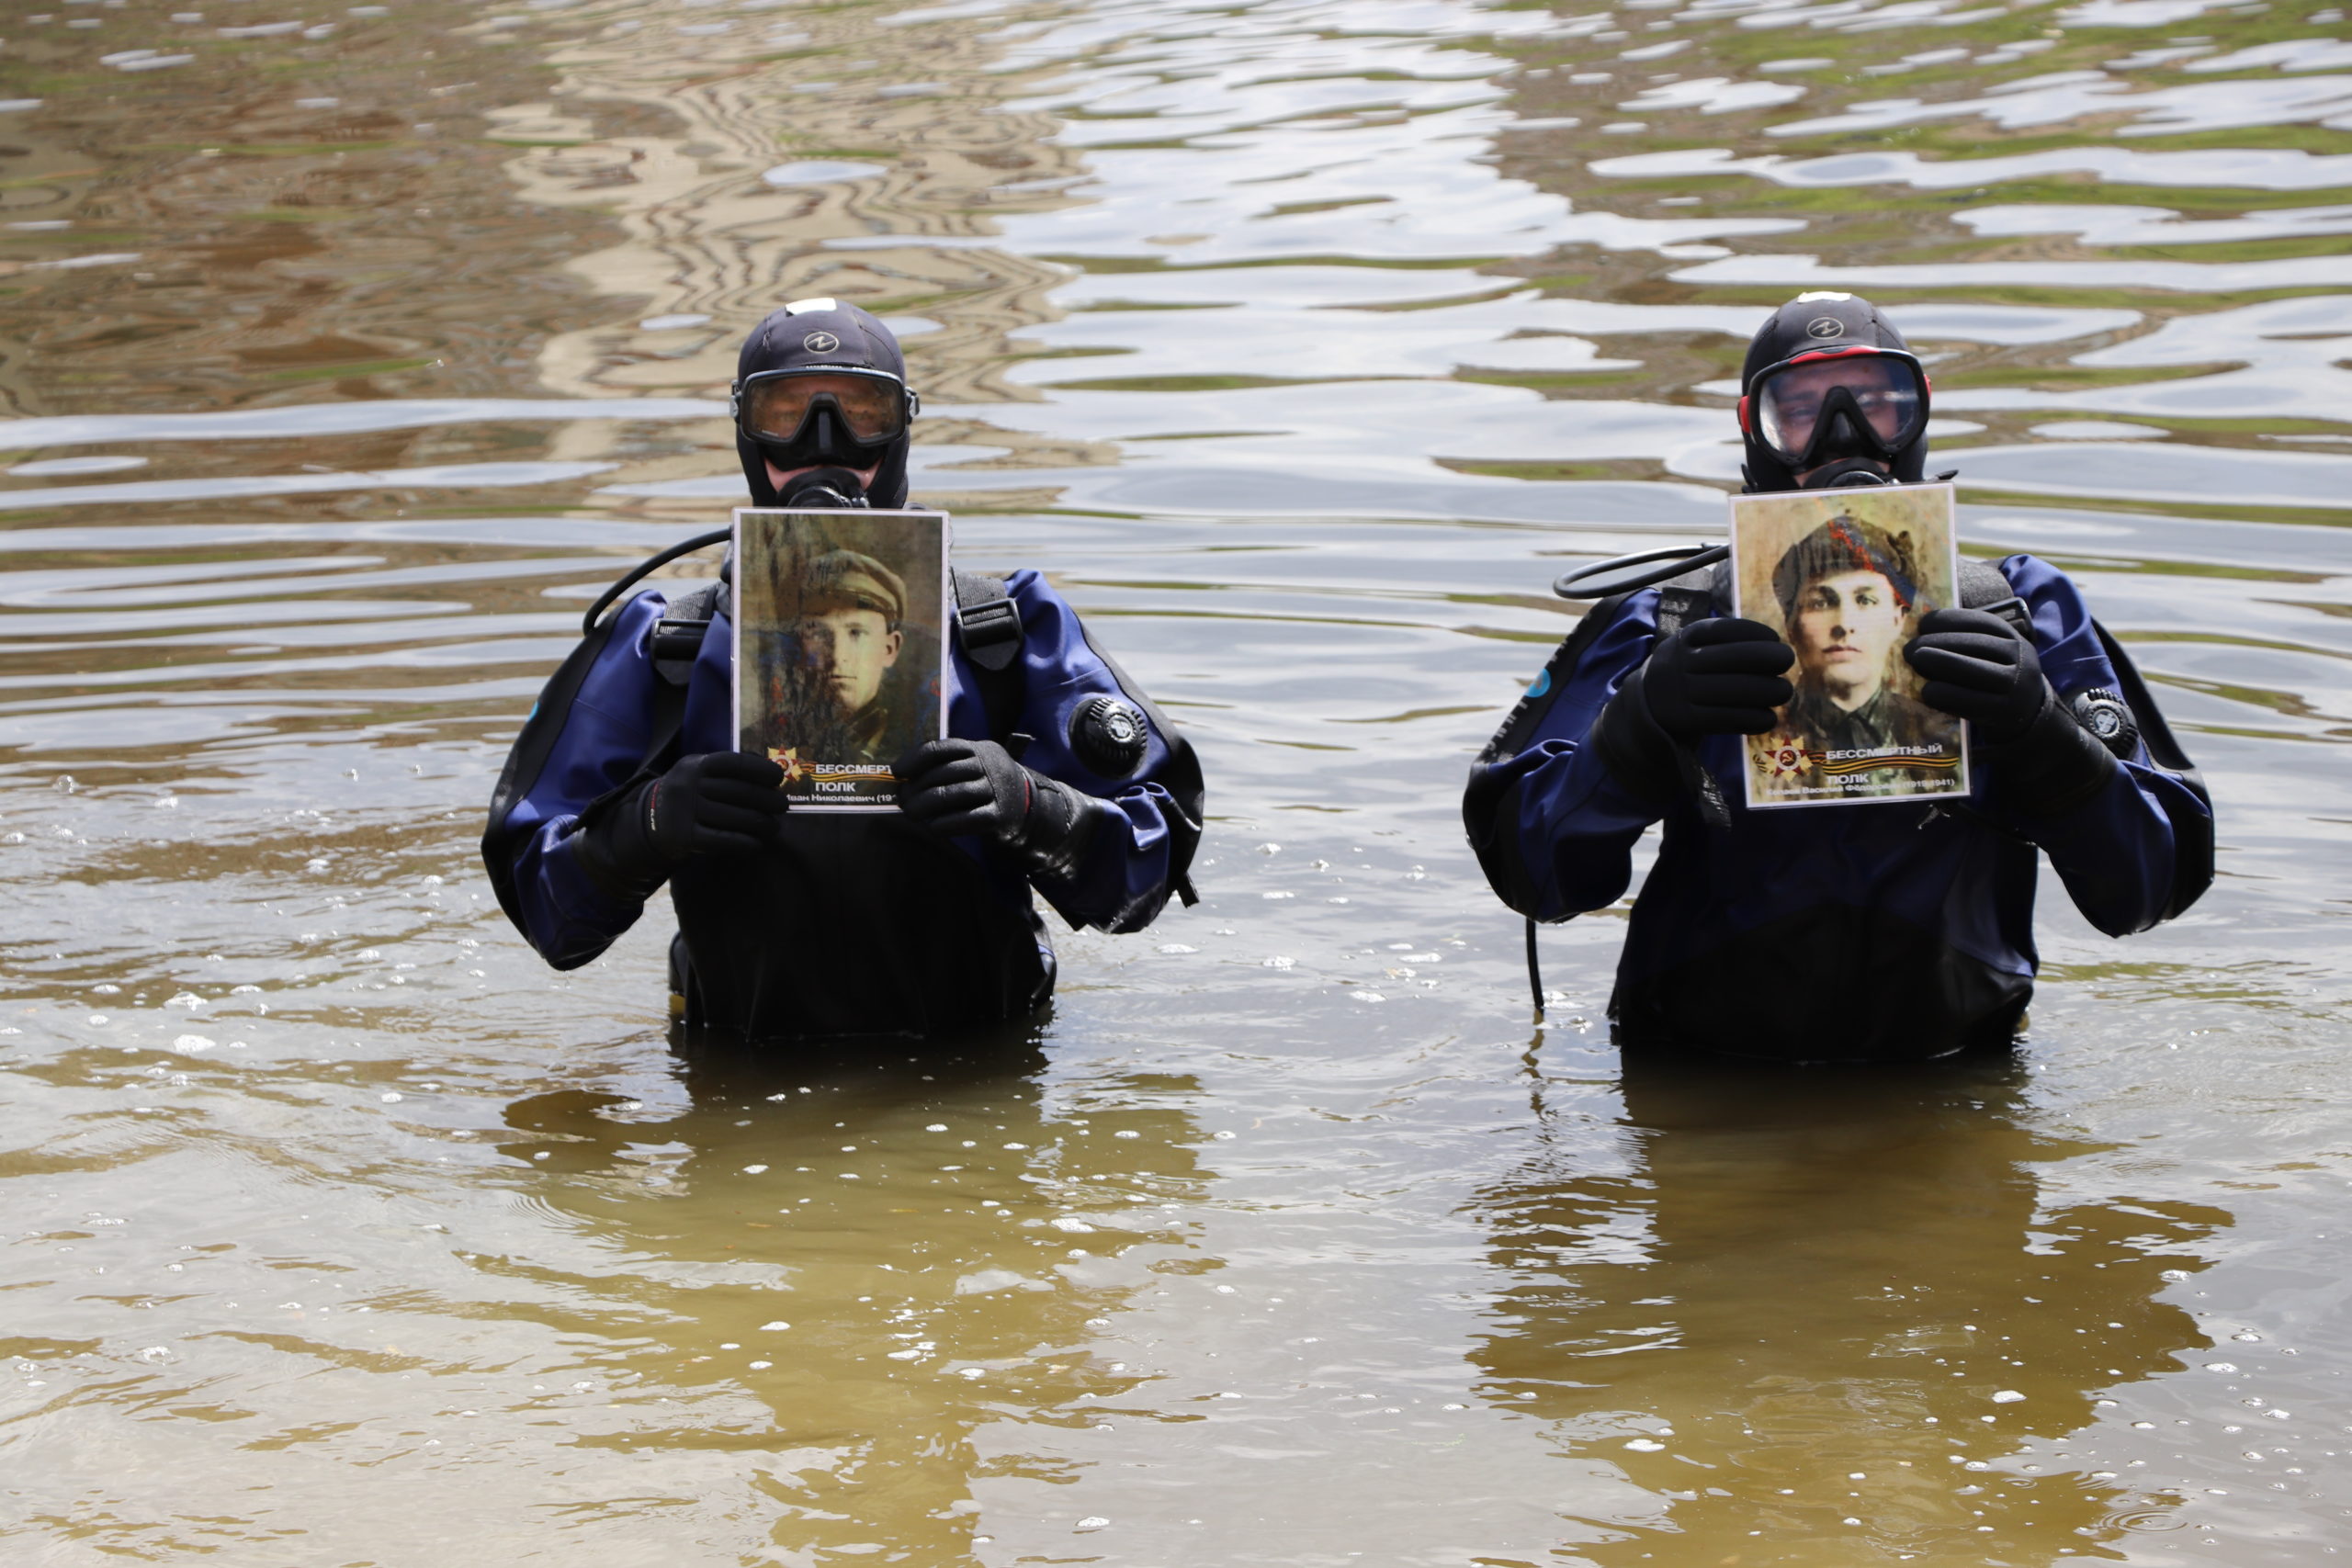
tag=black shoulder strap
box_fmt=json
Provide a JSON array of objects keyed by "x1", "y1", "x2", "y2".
[
  {"x1": 952, "y1": 570, "x2": 1021, "y2": 670},
  {"x1": 1958, "y1": 557, "x2": 2032, "y2": 635},
  {"x1": 650, "y1": 582, "x2": 721, "y2": 690},
  {"x1": 1650, "y1": 558, "x2": 1727, "y2": 640},
  {"x1": 952, "y1": 569, "x2": 1025, "y2": 742}
]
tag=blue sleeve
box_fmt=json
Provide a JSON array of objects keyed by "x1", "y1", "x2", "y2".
[
  {"x1": 1975, "y1": 554, "x2": 2212, "y2": 937},
  {"x1": 988, "y1": 570, "x2": 1203, "y2": 933},
  {"x1": 1466, "y1": 592, "x2": 1672, "y2": 921},
  {"x1": 497, "y1": 591, "x2": 671, "y2": 968}
]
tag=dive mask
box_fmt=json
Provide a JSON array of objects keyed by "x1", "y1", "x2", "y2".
[
  {"x1": 732, "y1": 367, "x2": 920, "y2": 471},
  {"x1": 1739, "y1": 346, "x2": 1929, "y2": 475}
]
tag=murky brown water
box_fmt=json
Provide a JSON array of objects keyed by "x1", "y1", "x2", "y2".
[{"x1": 5, "y1": 0, "x2": 2351, "y2": 1562}]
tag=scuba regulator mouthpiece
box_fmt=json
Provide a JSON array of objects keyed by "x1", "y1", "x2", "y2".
[
  {"x1": 779, "y1": 467, "x2": 873, "y2": 510},
  {"x1": 1805, "y1": 457, "x2": 1895, "y2": 489}
]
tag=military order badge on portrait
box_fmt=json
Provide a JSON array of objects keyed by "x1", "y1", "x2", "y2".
[
  {"x1": 732, "y1": 508, "x2": 949, "y2": 811},
  {"x1": 1729, "y1": 483, "x2": 1970, "y2": 809}
]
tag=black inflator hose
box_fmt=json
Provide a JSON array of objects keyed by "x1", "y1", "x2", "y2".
[{"x1": 581, "y1": 527, "x2": 731, "y2": 635}]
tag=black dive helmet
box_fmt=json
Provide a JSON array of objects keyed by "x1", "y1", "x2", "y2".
[
  {"x1": 1556, "y1": 291, "x2": 1933, "y2": 601},
  {"x1": 732, "y1": 298, "x2": 919, "y2": 509},
  {"x1": 580, "y1": 299, "x2": 918, "y2": 630},
  {"x1": 1737, "y1": 291, "x2": 1930, "y2": 492}
]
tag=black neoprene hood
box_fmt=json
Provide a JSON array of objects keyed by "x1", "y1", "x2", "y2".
[
  {"x1": 1737, "y1": 291, "x2": 1929, "y2": 493},
  {"x1": 734, "y1": 299, "x2": 914, "y2": 509}
]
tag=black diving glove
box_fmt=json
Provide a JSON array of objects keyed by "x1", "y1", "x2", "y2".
[
  {"x1": 572, "y1": 750, "x2": 789, "y2": 898},
  {"x1": 894, "y1": 738, "x2": 1110, "y2": 881},
  {"x1": 1589, "y1": 616, "x2": 1794, "y2": 803},
  {"x1": 1905, "y1": 607, "x2": 2115, "y2": 812}
]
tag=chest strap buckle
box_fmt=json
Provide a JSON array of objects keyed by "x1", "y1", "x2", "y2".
[{"x1": 958, "y1": 594, "x2": 1023, "y2": 672}]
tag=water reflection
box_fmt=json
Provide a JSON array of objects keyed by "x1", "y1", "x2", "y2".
[
  {"x1": 5, "y1": 0, "x2": 2352, "y2": 1557},
  {"x1": 1471, "y1": 1053, "x2": 2227, "y2": 1562},
  {"x1": 492, "y1": 1031, "x2": 1208, "y2": 1564}
]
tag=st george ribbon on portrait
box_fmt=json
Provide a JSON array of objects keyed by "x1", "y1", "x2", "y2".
[
  {"x1": 732, "y1": 508, "x2": 949, "y2": 811},
  {"x1": 1729, "y1": 484, "x2": 1969, "y2": 810}
]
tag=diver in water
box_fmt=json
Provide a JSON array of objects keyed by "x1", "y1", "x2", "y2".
[
  {"x1": 483, "y1": 299, "x2": 1204, "y2": 1041},
  {"x1": 1462, "y1": 291, "x2": 2214, "y2": 1062}
]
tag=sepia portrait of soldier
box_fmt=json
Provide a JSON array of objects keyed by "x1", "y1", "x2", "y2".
[
  {"x1": 744, "y1": 536, "x2": 939, "y2": 782},
  {"x1": 1766, "y1": 512, "x2": 1959, "y2": 791},
  {"x1": 785, "y1": 549, "x2": 907, "y2": 762}
]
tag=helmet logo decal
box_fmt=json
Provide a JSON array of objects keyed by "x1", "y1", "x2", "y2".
[
  {"x1": 803, "y1": 330, "x2": 841, "y2": 353},
  {"x1": 1805, "y1": 316, "x2": 1846, "y2": 340}
]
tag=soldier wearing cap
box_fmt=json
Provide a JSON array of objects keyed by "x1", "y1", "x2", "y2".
[
  {"x1": 760, "y1": 547, "x2": 909, "y2": 765},
  {"x1": 1769, "y1": 513, "x2": 1957, "y2": 773}
]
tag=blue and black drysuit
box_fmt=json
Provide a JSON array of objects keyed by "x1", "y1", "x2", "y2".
[
  {"x1": 1464, "y1": 554, "x2": 2213, "y2": 1060},
  {"x1": 483, "y1": 569, "x2": 1204, "y2": 1040}
]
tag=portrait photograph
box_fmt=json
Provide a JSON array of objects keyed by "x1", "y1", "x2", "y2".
[
  {"x1": 732, "y1": 508, "x2": 949, "y2": 811},
  {"x1": 1729, "y1": 484, "x2": 1969, "y2": 810}
]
